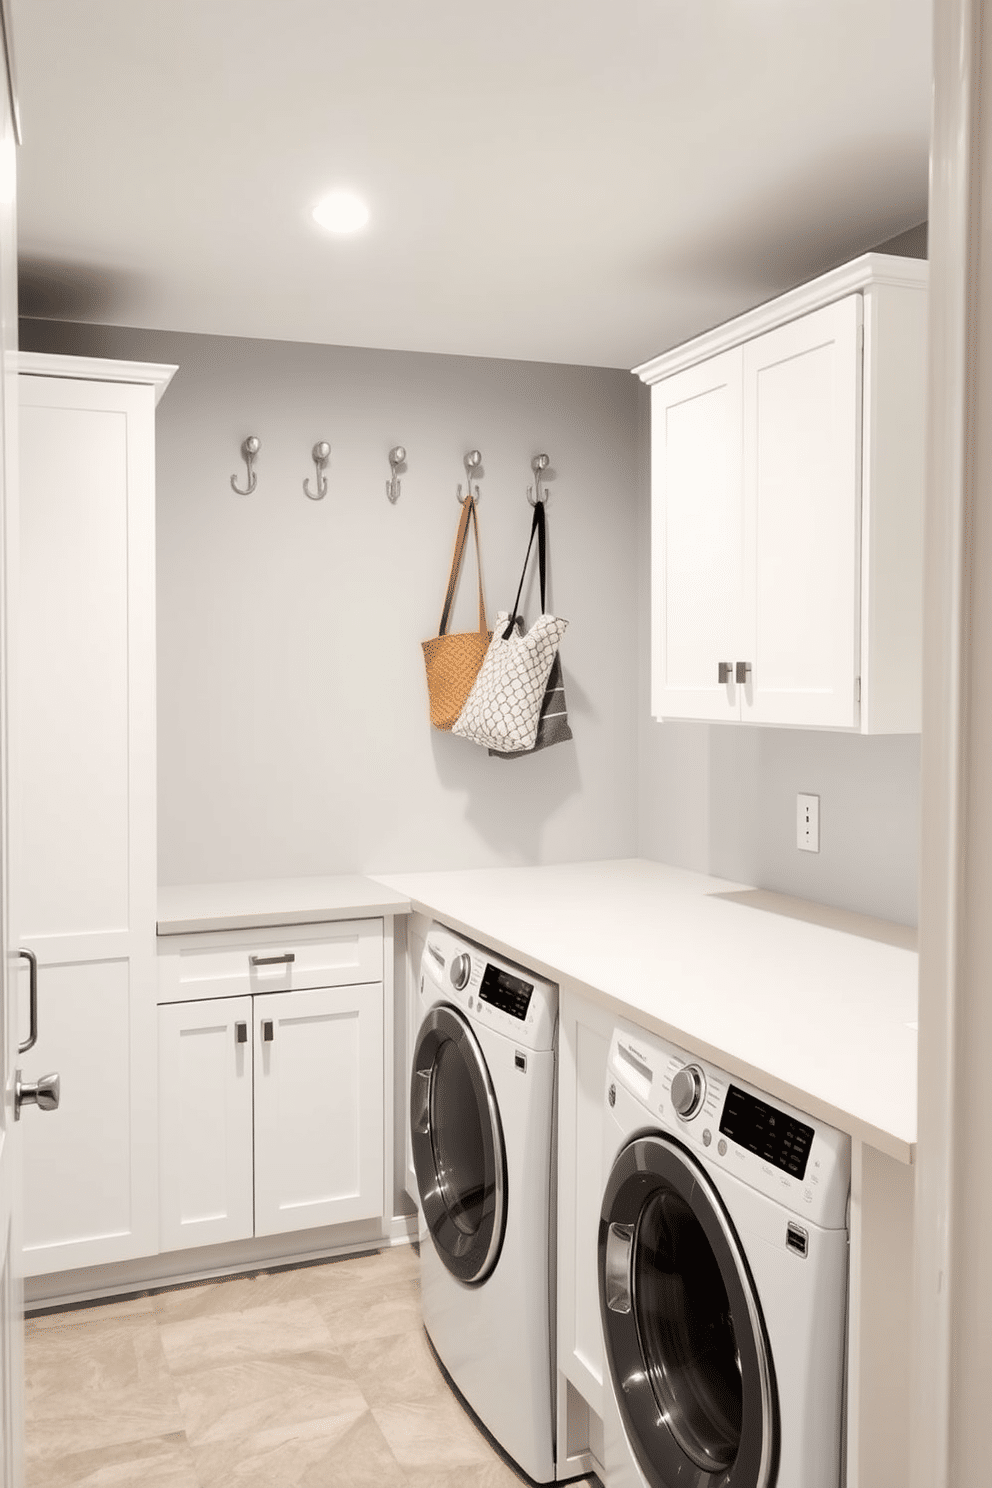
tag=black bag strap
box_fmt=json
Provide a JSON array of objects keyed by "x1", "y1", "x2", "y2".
[
  {"x1": 439, "y1": 496, "x2": 487, "y2": 636},
  {"x1": 502, "y1": 499, "x2": 547, "y2": 640}
]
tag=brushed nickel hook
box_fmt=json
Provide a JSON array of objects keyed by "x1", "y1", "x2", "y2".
[
  {"x1": 457, "y1": 449, "x2": 482, "y2": 504},
  {"x1": 387, "y1": 445, "x2": 406, "y2": 503},
  {"x1": 527, "y1": 453, "x2": 551, "y2": 505},
  {"x1": 231, "y1": 436, "x2": 260, "y2": 495},
  {"x1": 304, "y1": 441, "x2": 330, "y2": 501}
]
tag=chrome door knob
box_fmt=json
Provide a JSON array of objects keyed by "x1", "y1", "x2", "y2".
[
  {"x1": 14, "y1": 1069, "x2": 60, "y2": 1121},
  {"x1": 450, "y1": 953, "x2": 472, "y2": 991},
  {"x1": 670, "y1": 1064, "x2": 705, "y2": 1119}
]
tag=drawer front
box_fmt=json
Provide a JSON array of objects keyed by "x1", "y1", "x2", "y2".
[{"x1": 158, "y1": 918, "x2": 383, "y2": 1004}]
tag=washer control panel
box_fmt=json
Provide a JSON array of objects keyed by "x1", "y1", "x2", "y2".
[
  {"x1": 420, "y1": 924, "x2": 557, "y2": 1052},
  {"x1": 607, "y1": 1018, "x2": 850, "y2": 1229}
]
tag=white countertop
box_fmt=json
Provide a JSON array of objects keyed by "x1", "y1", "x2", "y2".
[
  {"x1": 157, "y1": 875, "x2": 410, "y2": 935},
  {"x1": 374, "y1": 859, "x2": 918, "y2": 1163}
]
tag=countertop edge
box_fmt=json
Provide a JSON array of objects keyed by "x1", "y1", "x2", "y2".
[
  {"x1": 396, "y1": 886, "x2": 917, "y2": 1166},
  {"x1": 156, "y1": 876, "x2": 411, "y2": 936}
]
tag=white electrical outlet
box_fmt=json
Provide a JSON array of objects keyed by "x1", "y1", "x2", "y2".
[{"x1": 797, "y1": 793, "x2": 820, "y2": 853}]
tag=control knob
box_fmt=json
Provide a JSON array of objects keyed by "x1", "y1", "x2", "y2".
[
  {"x1": 670, "y1": 1063, "x2": 706, "y2": 1120},
  {"x1": 450, "y1": 952, "x2": 472, "y2": 991}
]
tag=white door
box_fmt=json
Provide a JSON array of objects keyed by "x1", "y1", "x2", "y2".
[
  {"x1": 254, "y1": 983, "x2": 384, "y2": 1237},
  {"x1": 0, "y1": 17, "x2": 22, "y2": 1481},
  {"x1": 743, "y1": 294, "x2": 863, "y2": 728},
  {"x1": 158, "y1": 997, "x2": 254, "y2": 1252},
  {"x1": 17, "y1": 374, "x2": 159, "y2": 1276},
  {"x1": 651, "y1": 347, "x2": 745, "y2": 721}
]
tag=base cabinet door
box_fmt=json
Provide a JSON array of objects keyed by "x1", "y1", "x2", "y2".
[
  {"x1": 158, "y1": 997, "x2": 254, "y2": 1252},
  {"x1": 158, "y1": 981, "x2": 385, "y2": 1250},
  {"x1": 254, "y1": 983, "x2": 384, "y2": 1237}
]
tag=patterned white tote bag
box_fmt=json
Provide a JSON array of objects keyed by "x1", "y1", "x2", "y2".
[{"x1": 452, "y1": 608, "x2": 568, "y2": 751}]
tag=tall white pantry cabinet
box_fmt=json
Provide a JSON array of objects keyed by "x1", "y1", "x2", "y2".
[{"x1": 16, "y1": 354, "x2": 175, "y2": 1277}]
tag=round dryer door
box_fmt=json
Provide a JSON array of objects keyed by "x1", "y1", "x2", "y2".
[
  {"x1": 599, "y1": 1134, "x2": 778, "y2": 1488},
  {"x1": 410, "y1": 1004, "x2": 507, "y2": 1284}
]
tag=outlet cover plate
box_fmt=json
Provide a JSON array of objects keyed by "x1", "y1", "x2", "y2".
[{"x1": 797, "y1": 793, "x2": 820, "y2": 853}]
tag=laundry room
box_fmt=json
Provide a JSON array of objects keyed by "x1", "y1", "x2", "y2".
[{"x1": 4, "y1": 2, "x2": 979, "y2": 1488}]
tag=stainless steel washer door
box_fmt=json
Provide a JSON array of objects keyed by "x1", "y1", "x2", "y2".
[
  {"x1": 599, "y1": 1134, "x2": 779, "y2": 1488},
  {"x1": 411, "y1": 1004, "x2": 507, "y2": 1285}
]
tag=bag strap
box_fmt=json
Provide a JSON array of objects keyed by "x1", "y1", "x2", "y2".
[
  {"x1": 502, "y1": 499, "x2": 547, "y2": 640},
  {"x1": 439, "y1": 496, "x2": 487, "y2": 636}
]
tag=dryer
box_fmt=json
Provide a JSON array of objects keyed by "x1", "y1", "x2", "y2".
[
  {"x1": 410, "y1": 922, "x2": 559, "y2": 1484},
  {"x1": 599, "y1": 1019, "x2": 850, "y2": 1488}
]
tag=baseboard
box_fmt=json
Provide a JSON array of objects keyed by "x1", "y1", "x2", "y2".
[{"x1": 24, "y1": 1210, "x2": 420, "y2": 1312}]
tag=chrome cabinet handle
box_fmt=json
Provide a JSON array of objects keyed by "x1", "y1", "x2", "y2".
[
  {"x1": 735, "y1": 661, "x2": 752, "y2": 684},
  {"x1": 17, "y1": 948, "x2": 38, "y2": 1054},
  {"x1": 262, "y1": 1020, "x2": 274, "y2": 1042},
  {"x1": 14, "y1": 1069, "x2": 60, "y2": 1121},
  {"x1": 235, "y1": 1021, "x2": 248, "y2": 1045},
  {"x1": 249, "y1": 953, "x2": 295, "y2": 967},
  {"x1": 717, "y1": 662, "x2": 733, "y2": 684}
]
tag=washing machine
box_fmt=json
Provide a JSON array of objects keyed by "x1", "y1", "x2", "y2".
[
  {"x1": 410, "y1": 922, "x2": 559, "y2": 1483},
  {"x1": 598, "y1": 1019, "x2": 850, "y2": 1488}
]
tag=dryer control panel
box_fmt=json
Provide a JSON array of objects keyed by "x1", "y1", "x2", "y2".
[
  {"x1": 607, "y1": 1019, "x2": 850, "y2": 1230},
  {"x1": 421, "y1": 924, "x2": 558, "y2": 1052}
]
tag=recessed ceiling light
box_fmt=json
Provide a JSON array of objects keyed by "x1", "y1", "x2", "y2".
[{"x1": 312, "y1": 190, "x2": 370, "y2": 235}]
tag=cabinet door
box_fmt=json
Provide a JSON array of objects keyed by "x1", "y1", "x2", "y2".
[
  {"x1": 651, "y1": 347, "x2": 745, "y2": 720},
  {"x1": 743, "y1": 295, "x2": 863, "y2": 727},
  {"x1": 158, "y1": 997, "x2": 254, "y2": 1252},
  {"x1": 18, "y1": 374, "x2": 159, "y2": 1275},
  {"x1": 253, "y1": 983, "x2": 384, "y2": 1237},
  {"x1": 557, "y1": 989, "x2": 615, "y2": 1423}
]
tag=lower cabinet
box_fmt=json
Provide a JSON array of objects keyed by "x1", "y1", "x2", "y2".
[
  {"x1": 556, "y1": 987, "x2": 615, "y2": 1446},
  {"x1": 159, "y1": 981, "x2": 384, "y2": 1252}
]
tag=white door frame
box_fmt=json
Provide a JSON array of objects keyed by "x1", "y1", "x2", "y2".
[{"x1": 913, "y1": 1, "x2": 992, "y2": 1483}]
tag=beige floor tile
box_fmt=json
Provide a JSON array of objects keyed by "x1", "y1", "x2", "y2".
[
  {"x1": 152, "y1": 1273, "x2": 270, "y2": 1325},
  {"x1": 258, "y1": 1244, "x2": 420, "y2": 1304},
  {"x1": 403, "y1": 1460, "x2": 531, "y2": 1488},
  {"x1": 25, "y1": 1314, "x2": 184, "y2": 1457},
  {"x1": 189, "y1": 1404, "x2": 406, "y2": 1488},
  {"x1": 26, "y1": 1430, "x2": 199, "y2": 1488},
  {"x1": 27, "y1": 1293, "x2": 156, "y2": 1332},
  {"x1": 174, "y1": 1349, "x2": 367, "y2": 1445},
  {"x1": 308, "y1": 1261, "x2": 422, "y2": 1347},
  {"x1": 159, "y1": 1297, "x2": 332, "y2": 1375},
  {"x1": 338, "y1": 1325, "x2": 447, "y2": 1408},
  {"x1": 371, "y1": 1390, "x2": 497, "y2": 1473}
]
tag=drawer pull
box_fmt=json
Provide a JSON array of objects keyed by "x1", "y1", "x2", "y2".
[
  {"x1": 262, "y1": 1020, "x2": 274, "y2": 1042},
  {"x1": 250, "y1": 952, "x2": 296, "y2": 967},
  {"x1": 235, "y1": 1021, "x2": 248, "y2": 1044}
]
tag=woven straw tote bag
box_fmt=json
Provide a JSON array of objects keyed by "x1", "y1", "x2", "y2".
[{"x1": 421, "y1": 495, "x2": 492, "y2": 730}]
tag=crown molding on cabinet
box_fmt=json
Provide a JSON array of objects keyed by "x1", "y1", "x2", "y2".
[
  {"x1": 15, "y1": 351, "x2": 178, "y2": 404},
  {"x1": 632, "y1": 252, "x2": 929, "y2": 386}
]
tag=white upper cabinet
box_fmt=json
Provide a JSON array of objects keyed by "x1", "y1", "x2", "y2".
[{"x1": 638, "y1": 255, "x2": 928, "y2": 732}]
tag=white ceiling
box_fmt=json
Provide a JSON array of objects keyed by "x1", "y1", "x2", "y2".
[{"x1": 11, "y1": 0, "x2": 932, "y2": 369}]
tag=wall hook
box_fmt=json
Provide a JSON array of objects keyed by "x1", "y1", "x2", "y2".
[
  {"x1": 527, "y1": 453, "x2": 551, "y2": 505},
  {"x1": 231, "y1": 436, "x2": 260, "y2": 495},
  {"x1": 457, "y1": 449, "x2": 483, "y2": 504},
  {"x1": 304, "y1": 441, "x2": 330, "y2": 501},
  {"x1": 387, "y1": 445, "x2": 406, "y2": 503}
]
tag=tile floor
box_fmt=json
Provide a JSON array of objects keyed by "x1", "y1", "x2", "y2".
[{"x1": 23, "y1": 1243, "x2": 602, "y2": 1488}]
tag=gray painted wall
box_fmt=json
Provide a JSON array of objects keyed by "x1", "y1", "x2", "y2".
[
  {"x1": 22, "y1": 314, "x2": 921, "y2": 925},
  {"x1": 634, "y1": 379, "x2": 921, "y2": 927},
  {"x1": 21, "y1": 319, "x2": 641, "y2": 884}
]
